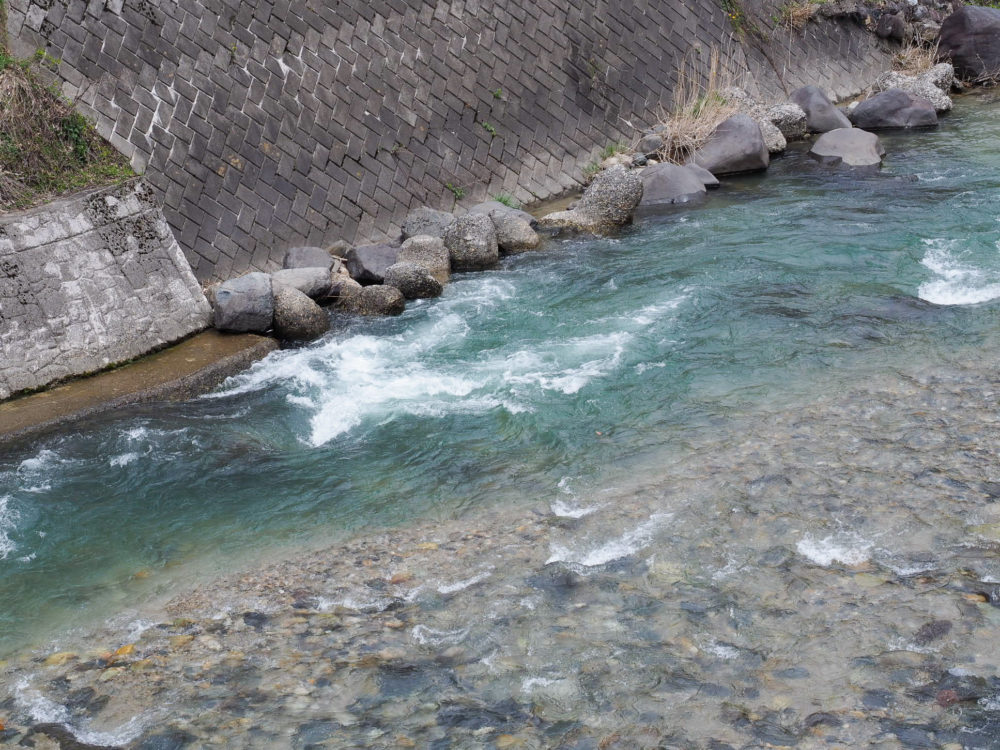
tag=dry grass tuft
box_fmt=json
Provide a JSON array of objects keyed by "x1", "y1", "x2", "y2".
[
  {"x1": 0, "y1": 59, "x2": 132, "y2": 210},
  {"x1": 779, "y1": 0, "x2": 821, "y2": 31},
  {"x1": 892, "y1": 41, "x2": 939, "y2": 77},
  {"x1": 647, "y1": 47, "x2": 744, "y2": 165}
]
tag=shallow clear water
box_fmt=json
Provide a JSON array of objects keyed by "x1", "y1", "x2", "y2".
[{"x1": 5, "y1": 93, "x2": 1000, "y2": 748}]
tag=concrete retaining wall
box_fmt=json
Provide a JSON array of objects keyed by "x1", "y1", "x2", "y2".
[
  {"x1": 6, "y1": 1, "x2": 892, "y2": 282},
  {"x1": 0, "y1": 180, "x2": 211, "y2": 399}
]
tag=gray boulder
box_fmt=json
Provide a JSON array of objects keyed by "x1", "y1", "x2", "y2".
[
  {"x1": 875, "y1": 11, "x2": 906, "y2": 41},
  {"x1": 342, "y1": 285, "x2": 406, "y2": 316},
  {"x1": 870, "y1": 67, "x2": 953, "y2": 113},
  {"x1": 469, "y1": 201, "x2": 537, "y2": 226},
  {"x1": 638, "y1": 164, "x2": 707, "y2": 207},
  {"x1": 790, "y1": 86, "x2": 852, "y2": 133},
  {"x1": 443, "y1": 214, "x2": 499, "y2": 271},
  {"x1": 536, "y1": 166, "x2": 643, "y2": 234},
  {"x1": 270, "y1": 267, "x2": 333, "y2": 299},
  {"x1": 848, "y1": 89, "x2": 938, "y2": 129},
  {"x1": 939, "y1": 6, "x2": 1000, "y2": 81},
  {"x1": 719, "y1": 87, "x2": 786, "y2": 154},
  {"x1": 692, "y1": 114, "x2": 769, "y2": 176},
  {"x1": 331, "y1": 275, "x2": 363, "y2": 305},
  {"x1": 638, "y1": 132, "x2": 665, "y2": 157},
  {"x1": 283, "y1": 246, "x2": 334, "y2": 272},
  {"x1": 383, "y1": 262, "x2": 444, "y2": 299},
  {"x1": 401, "y1": 207, "x2": 454, "y2": 240},
  {"x1": 809, "y1": 128, "x2": 885, "y2": 168},
  {"x1": 684, "y1": 162, "x2": 720, "y2": 189},
  {"x1": 344, "y1": 243, "x2": 399, "y2": 285},
  {"x1": 213, "y1": 272, "x2": 273, "y2": 333},
  {"x1": 398, "y1": 235, "x2": 451, "y2": 284},
  {"x1": 492, "y1": 212, "x2": 541, "y2": 253},
  {"x1": 272, "y1": 286, "x2": 330, "y2": 341},
  {"x1": 768, "y1": 103, "x2": 808, "y2": 141}
]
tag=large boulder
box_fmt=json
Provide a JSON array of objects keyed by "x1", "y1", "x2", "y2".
[
  {"x1": 213, "y1": 272, "x2": 273, "y2": 333},
  {"x1": 848, "y1": 89, "x2": 938, "y2": 129},
  {"x1": 684, "y1": 162, "x2": 720, "y2": 189},
  {"x1": 272, "y1": 285, "x2": 330, "y2": 341},
  {"x1": 442, "y1": 214, "x2": 499, "y2": 271},
  {"x1": 939, "y1": 6, "x2": 1000, "y2": 81},
  {"x1": 809, "y1": 128, "x2": 885, "y2": 168},
  {"x1": 341, "y1": 285, "x2": 406, "y2": 316},
  {"x1": 401, "y1": 207, "x2": 454, "y2": 240},
  {"x1": 344, "y1": 243, "x2": 399, "y2": 285},
  {"x1": 537, "y1": 166, "x2": 643, "y2": 234},
  {"x1": 790, "y1": 85, "x2": 852, "y2": 133},
  {"x1": 491, "y1": 211, "x2": 540, "y2": 253},
  {"x1": 720, "y1": 87, "x2": 786, "y2": 153},
  {"x1": 692, "y1": 114, "x2": 769, "y2": 176},
  {"x1": 270, "y1": 267, "x2": 333, "y2": 299},
  {"x1": 283, "y1": 246, "x2": 334, "y2": 272},
  {"x1": 768, "y1": 103, "x2": 808, "y2": 141},
  {"x1": 870, "y1": 66, "x2": 953, "y2": 113},
  {"x1": 398, "y1": 235, "x2": 451, "y2": 284},
  {"x1": 638, "y1": 163, "x2": 707, "y2": 207},
  {"x1": 331, "y1": 276, "x2": 363, "y2": 305},
  {"x1": 383, "y1": 262, "x2": 444, "y2": 299},
  {"x1": 469, "y1": 200, "x2": 537, "y2": 226}
]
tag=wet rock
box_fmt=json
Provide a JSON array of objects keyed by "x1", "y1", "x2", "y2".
[
  {"x1": 341, "y1": 285, "x2": 406, "y2": 316},
  {"x1": 809, "y1": 128, "x2": 885, "y2": 169},
  {"x1": 768, "y1": 103, "x2": 808, "y2": 141},
  {"x1": 345, "y1": 243, "x2": 400, "y2": 285},
  {"x1": 242, "y1": 611, "x2": 268, "y2": 629},
  {"x1": 42, "y1": 651, "x2": 78, "y2": 667},
  {"x1": 848, "y1": 89, "x2": 938, "y2": 129},
  {"x1": 23, "y1": 723, "x2": 116, "y2": 750},
  {"x1": 491, "y1": 212, "x2": 541, "y2": 254},
  {"x1": 443, "y1": 214, "x2": 499, "y2": 271},
  {"x1": 692, "y1": 114, "x2": 769, "y2": 176},
  {"x1": 913, "y1": 619, "x2": 952, "y2": 645},
  {"x1": 939, "y1": 6, "x2": 1000, "y2": 81},
  {"x1": 283, "y1": 246, "x2": 335, "y2": 272},
  {"x1": 537, "y1": 166, "x2": 642, "y2": 234},
  {"x1": 401, "y1": 207, "x2": 454, "y2": 240},
  {"x1": 135, "y1": 729, "x2": 198, "y2": 750},
  {"x1": 638, "y1": 163, "x2": 707, "y2": 207},
  {"x1": 436, "y1": 698, "x2": 529, "y2": 731},
  {"x1": 213, "y1": 272, "x2": 274, "y2": 333},
  {"x1": 805, "y1": 712, "x2": 842, "y2": 728},
  {"x1": 863, "y1": 688, "x2": 894, "y2": 708},
  {"x1": 293, "y1": 719, "x2": 342, "y2": 748},
  {"x1": 397, "y1": 235, "x2": 451, "y2": 284},
  {"x1": 330, "y1": 276, "x2": 363, "y2": 306},
  {"x1": 790, "y1": 85, "x2": 852, "y2": 133},
  {"x1": 272, "y1": 286, "x2": 329, "y2": 342},
  {"x1": 270, "y1": 267, "x2": 333, "y2": 299},
  {"x1": 383, "y1": 262, "x2": 443, "y2": 299}
]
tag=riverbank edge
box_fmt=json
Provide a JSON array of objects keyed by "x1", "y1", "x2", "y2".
[{"x1": 0, "y1": 331, "x2": 278, "y2": 446}]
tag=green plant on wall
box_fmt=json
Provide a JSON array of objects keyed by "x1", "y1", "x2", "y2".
[
  {"x1": 481, "y1": 121, "x2": 497, "y2": 137},
  {"x1": 446, "y1": 182, "x2": 465, "y2": 200},
  {"x1": 492, "y1": 193, "x2": 519, "y2": 209}
]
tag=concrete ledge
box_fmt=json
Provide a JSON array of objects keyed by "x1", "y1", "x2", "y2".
[{"x1": 0, "y1": 331, "x2": 278, "y2": 445}]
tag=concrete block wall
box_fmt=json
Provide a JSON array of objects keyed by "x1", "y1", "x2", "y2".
[
  {"x1": 6, "y1": 0, "x2": 891, "y2": 282},
  {"x1": 0, "y1": 180, "x2": 211, "y2": 399}
]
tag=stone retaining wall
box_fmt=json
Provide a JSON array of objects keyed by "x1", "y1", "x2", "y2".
[
  {"x1": 0, "y1": 180, "x2": 211, "y2": 399},
  {"x1": 6, "y1": 0, "x2": 892, "y2": 282}
]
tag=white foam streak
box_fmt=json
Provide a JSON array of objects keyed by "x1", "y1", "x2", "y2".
[
  {"x1": 546, "y1": 513, "x2": 670, "y2": 566},
  {"x1": 15, "y1": 678, "x2": 155, "y2": 745},
  {"x1": 918, "y1": 238, "x2": 1000, "y2": 305},
  {"x1": 0, "y1": 495, "x2": 18, "y2": 560},
  {"x1": 437, "y1": 570, "x2": 492, "y2": 594},
  {"x1": 411, "y1": 624, "x2": 470, "y2": 646},
  {"x1": 796, "y1": 533, "x2": 872, "y2": 566}
]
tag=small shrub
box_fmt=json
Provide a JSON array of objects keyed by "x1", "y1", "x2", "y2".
[
  {"x1": 445, "y1": 182, "x2": 465, "y2": 200},
  {"x1": 492, "y1": 192, "x2": 520, "y2": 209},
  {"x1": 600, "y1": 142, "x2": 626, "y2": 160},
  {"x1": 892, "y1": 40, "x2": 939, "y2": 76},
  {"x1": 582, "y1": 160, "x2": 601, "y2": 181},
  {"x1": 0, "y1": 60, "x2": 133, "y2": 209},
  {"x1": 481, "y1": 121, "x2": 497, "y2": 137},
  {"x1": 775, "y1": 0, "x2": 823, "y2": 31}
]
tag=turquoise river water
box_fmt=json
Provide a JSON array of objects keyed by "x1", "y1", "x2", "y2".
[{"x1": 4, "y1": 94, "x2": 1000, "y2": 747}]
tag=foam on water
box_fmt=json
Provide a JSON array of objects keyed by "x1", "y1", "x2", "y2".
[
  {"x1": 796, "y1": 533, "x2": 873, "y2": 566},
  {"x1": 14, "y1": 677, "x2": 156, "y2": 745},
  {"x1": 918, "y1": 238, "x2": 1000, "y2": 305},
  {"x1": 546, "y1": 513, "x2": 671, "y2": 567},
  {"x1": 436, "y1": 569, "x2": 492, "y2": 594},
  {"x1": 0, "y1": 495, "x2": 18, "y2": 560}
]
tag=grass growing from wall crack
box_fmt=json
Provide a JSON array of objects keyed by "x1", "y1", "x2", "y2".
[{"x1": 0, "y1": 54, "x2": 133, "y2": 210}]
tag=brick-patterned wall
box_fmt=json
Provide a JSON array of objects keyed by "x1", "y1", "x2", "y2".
[{"x1": 6, "y1": 0, "x2": 891, "y2": 282}]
